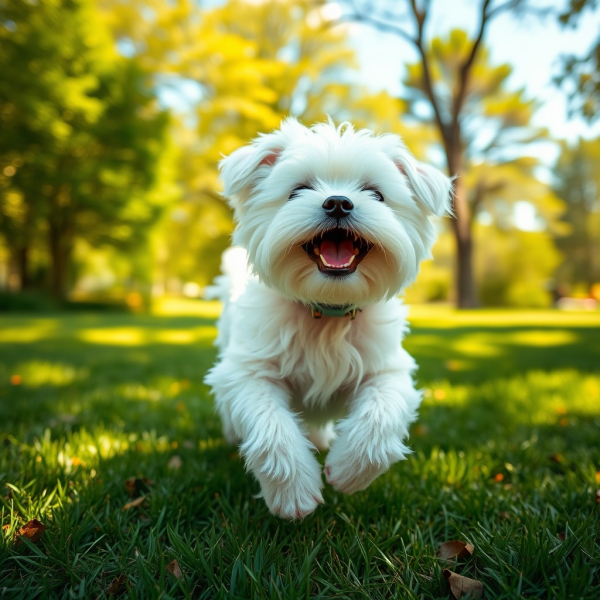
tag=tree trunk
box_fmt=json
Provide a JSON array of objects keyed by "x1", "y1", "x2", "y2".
[
  {"x1": 49, "y1": 224, "x2": 70, "y2": 299},
  {"x1": 450, "y1": 173, "x2": 479, "y2": 308},
  {"x1": 16, "y1": 246, "x2": 30, "y2": 290}
]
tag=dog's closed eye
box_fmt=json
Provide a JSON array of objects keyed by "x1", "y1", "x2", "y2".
[
  {"x1": 362, "y1": 186, "x2": 384, "y2": 202},
  {"x1": 289, "y1": 184, "x2": 314, "y2": 200}
]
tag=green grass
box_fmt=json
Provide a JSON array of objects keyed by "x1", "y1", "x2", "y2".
[{"x1": 1, "y1": 301, "x2": 599, "y2": 599}]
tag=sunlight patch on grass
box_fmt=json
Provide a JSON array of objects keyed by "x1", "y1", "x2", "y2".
[
  {"x1": 152, "y1": 297, "x2": 222, "y2": 318},
  {"x1": 0, "y1": 320, "x2": 58, "y2": 343},
  {"x1": 505, "y1": 329, "x2": 579, "y2": 346},
  {"x1": 421, "y1": 370, "x2": 600, "y2": 430},
  {"x1": 77, "y1": 326, "x2": 217, "y2": 346},
  {"x1": 5, "y1": 361, "x2": 89, "y2": 387},
  {"x1": 408, "y1": 305, "x2": 600, "y2": 328}
]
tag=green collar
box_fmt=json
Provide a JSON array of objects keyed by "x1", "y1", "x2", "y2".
[{"x1": 310, "y1": 304, "x2": 359, "y2": 320}]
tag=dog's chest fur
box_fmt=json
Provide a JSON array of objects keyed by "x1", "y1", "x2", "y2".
[{"x1": 221, "y1": 279, "x2": 411, "y2": 418}]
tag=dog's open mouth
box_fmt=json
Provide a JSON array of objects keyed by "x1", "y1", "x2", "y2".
[{"x1": 302, "y1": 228, "x2": 373, "y2": 276}]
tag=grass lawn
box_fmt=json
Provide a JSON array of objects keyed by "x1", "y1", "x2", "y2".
[{"x1": 1, "y1": 301, "x2": 599, "y2": 599}]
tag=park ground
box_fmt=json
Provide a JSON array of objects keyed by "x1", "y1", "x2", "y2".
[{"x1": 0, "y1": 301, "x2": 599, "y2": 599}]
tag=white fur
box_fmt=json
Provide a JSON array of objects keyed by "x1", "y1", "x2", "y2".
[{"x1": 205, "y1": 118, "x2": 451, "y2": 519}]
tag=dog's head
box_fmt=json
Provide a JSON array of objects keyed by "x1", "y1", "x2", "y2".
[{"x1": 220, "y1": 118, "x2": 451, "y2": 307}]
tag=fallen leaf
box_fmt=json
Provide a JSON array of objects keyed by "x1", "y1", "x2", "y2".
[
  {"x1": 106, "y1": 573, "x2": 126, "y2": 596},
  {"x1": 166, "y1": 559, "x2": 183, "y2": 579},
  {"x1": 124, "y1": 477, "x2": 154, "y2": 499},
  {"x1": 443, "y1": 569, "x2": 484, "y2": 599},
  {"x1": 168, "y1": 455, "x2": 182, "y2": 470},
  {"x1": 494, "y1": 473, "x2": 504, "y2": 482},
  {"x1": 596, "y1": 470, "x2": 600, "y2": 485},
  {"x1": 558, "y1": 532, "x2": 566, "y2": 541},
  {"x1": 123, "y1": 495, "x2": 147, "y2": 511},
  {"x1": 71, "y1": 457, "x2": 84, "y2": 467},
  {"x1": 437, "y1": 540, "x2": 474, "y2": 561},
  {"x1": 559, "y1": 417, "x2": 569, "y2": 427},
  {"x1": 497, "y1": 511, "x2": 511, "y2": 520},
  {"x1": 2, "y1": 523, "x2": 9, "y2": 531},
  {"x1": 9, "y1": 375, "x2": 22, "y2": 385},
  {"x1": 596, "y1": 490, "x2": 600, "y2": 504},
  {"x1": 15, "y1": 519, "x2": 46, "y2": 545}
]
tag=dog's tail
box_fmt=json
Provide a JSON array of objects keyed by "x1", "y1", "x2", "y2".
[{"x1": 204, "y1": 246, "x2": 251, "y2": 306}]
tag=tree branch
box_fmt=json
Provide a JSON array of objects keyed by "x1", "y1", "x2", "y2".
[
  {"x1": 337, "y1": 13, "x2": 415, "y2": 45},
  {"x1": 451, "y1": 0, "x2": 492, "y2": 130},
  {"x1": 406, "y1": 0, "x2": 450, "y2": 147}
]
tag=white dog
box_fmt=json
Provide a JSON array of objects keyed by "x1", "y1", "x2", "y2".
[{"x1": 205, "y1": 118, "x2": 451, "y2": 519}]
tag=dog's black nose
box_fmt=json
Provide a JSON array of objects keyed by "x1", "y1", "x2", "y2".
[{"x1": 322, "y1": 196, "x2": 353, "y2": 218}]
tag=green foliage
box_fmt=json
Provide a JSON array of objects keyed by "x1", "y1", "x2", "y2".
[
  {"x1": 475, "y1": 227, "x2": 562, "y2": 308},
  {"x1": 0, "y1": 0, "x2": 175, "y2": 297},
  {"x1": 103, "y1": 0, "x2": 430, "y2": 289},
  {"x1": 553, "y1": 138, "x2": 600, "y2": 290},
  {"x1": 1, "y1": 305, "x2": 599, "y2": 597},
  {"x1": 402, "y1": 29, "x2": 565, "y2": 306},
  {"x1": 557, "y1": 0, "x2": 600, "y2": 121}
]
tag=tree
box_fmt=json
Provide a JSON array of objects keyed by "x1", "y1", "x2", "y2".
[
  {"x1": 557, "y1": 0, "x2": 600, "y2": 121},
  {"x1": 553, "y1": 138, "x2": 600, "y2": 289},
  {"x1": 343, "y1": 0, "x2": 551, "y2": 308},
  {"x1": 0, "y1": 0, "x2": 173, "y2": 297},
  {"x1": 102, "y1": 0, "x2": 425, "y2": 289}
]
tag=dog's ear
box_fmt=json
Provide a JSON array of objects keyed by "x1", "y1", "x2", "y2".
[
  {"x1": 219, "y1": 141, "x2": 283, "y2": 200},
  {"x1": 393, "y1": 154, "x2": 453, "y2": 217}
]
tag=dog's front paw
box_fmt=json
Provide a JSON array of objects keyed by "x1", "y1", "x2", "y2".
[
  {"x1": 261, "y1": 480, "x2": 324, "y2": 519},
  {"x1": 324, "y1": 429, "x2": 408, "y2": 494},
  {"x1": 255, "y1": 456, "x2": 324, "y2": 520},
  {"x1": 324, "y1": 455, "x2": 388, "y2": 495}
]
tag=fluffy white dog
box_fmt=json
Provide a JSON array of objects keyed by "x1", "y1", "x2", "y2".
[{"x1": 205, "y1": 118, "x2": 451, "y2": 519}]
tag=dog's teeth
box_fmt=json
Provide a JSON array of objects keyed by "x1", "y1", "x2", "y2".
[
  {"x1": 348, "y1": 255, "x2": 355, "y2": 266},
  {"x1": 319, "y1": 254, "x2": 330, "y2": 267},
  {"x1": 314, "y1": 246, "x2": 320, "y2": 256},
  {"x1": 353, "y1": 248, "x2": 359, "y2": 256},
  {"x1": 353, "y1": 233, "x2": 358, "y2": 242}
]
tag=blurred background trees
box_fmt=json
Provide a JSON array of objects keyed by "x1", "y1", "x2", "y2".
[
  {"x1": 557, "y1": 0, "x2": 600, "y2": 122},
  {"x1": 0, "y1": 0, "x2": 174, "y2": 302},
  {"x1": 1, "y1": 0, "x2": 599, "y2": 309}
]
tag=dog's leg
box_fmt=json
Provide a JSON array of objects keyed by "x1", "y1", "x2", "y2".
[
  {"x1": 210, "y1": 365, "x2": 324, "y2": 518},
  {"x1": 217, "y1": 401, "x2": 240, "y2": 445},
  {"x1": 324, "y1": 370, "x2": 421, "y2": 494}
]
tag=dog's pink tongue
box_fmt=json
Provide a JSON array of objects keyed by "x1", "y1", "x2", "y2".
[{"x1": 320, "y1": 239, "x2": 354, "y2": 267}]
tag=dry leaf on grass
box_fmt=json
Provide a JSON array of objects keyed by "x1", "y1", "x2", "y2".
[
  {"x1": 106, "y1": 573, "x2": 126, "y2": 596},
  {"x1": 14, "y1": 519, "x2": 46, "y2": 546},
  {"x1": 124, "y1": 477, "x2": 154, "y2": 498},
  {"x1": 443, "y1": 569, "x2": 484, "y2": 599},
  {"x1": 2, "y1": 523, "x2": 10, "y2": 531},
  {"x1": 166, "y1": 559, "x2": 183, "y2": 579},
  {"x1": 168, "y1": 455, "x2": 182, "y2": 470},
  {"x1": 123, "y1": 495, "x2": 147, "y2": 511},
  {"x1": 437, "y1": 540, "x2": 474, "y2": 561},
  {"x1": 596, "y1": 490, "x2": 600, "y2": 504}
]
